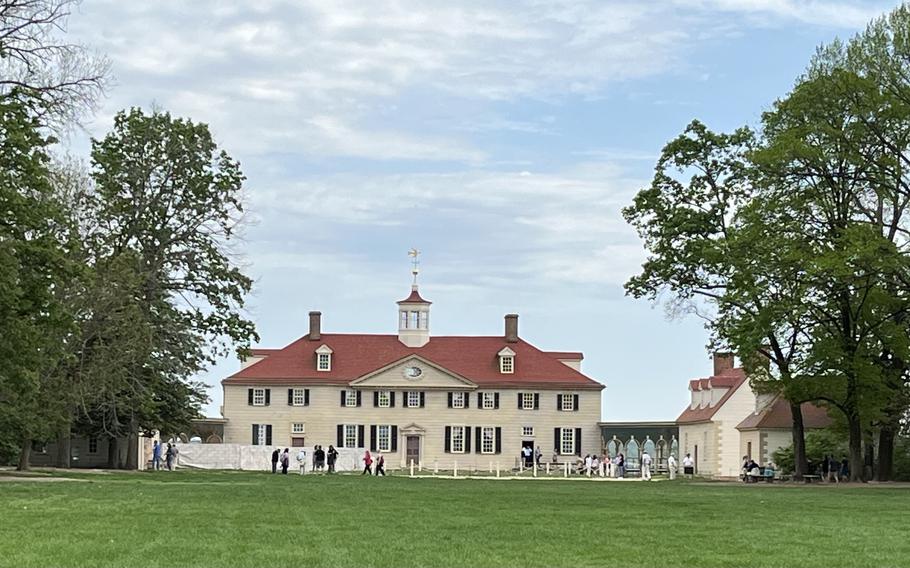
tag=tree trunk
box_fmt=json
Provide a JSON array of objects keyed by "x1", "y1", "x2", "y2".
[
  {"x1": 864, "y1": 437, "x2": 875, "y2": 481},
  {"x1": 790, "y1": 403, "x2": 808, "y2": 481},
  {"x1": 125, "y1": 428, "x2": 139, "y2": 470},
  {"x1": 847, "y1": 414, "x2": 864, "y2": 482},
  {"x1": 55, "y1": 426, "x2": 71, "y2": 468},
  {"x1": 877, "y1": 426, "x2": 895, "y2": 482},
  {"x1": 17, "y1": 438, "x2": 31, "y2": 471},
  {"x1": 107, "y1": 436, "x2": 119, "y2": 469}
]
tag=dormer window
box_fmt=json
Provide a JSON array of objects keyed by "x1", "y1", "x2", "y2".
[
  {"x1": 498, "y1": 347, "x2": 516, "y2": 374},
  {"x1": 316, "y1": 344, "x2": 333, "y2": 372}
]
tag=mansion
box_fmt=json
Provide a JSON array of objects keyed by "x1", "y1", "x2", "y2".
[{"x1": 220, "y1": 280, "x2": 604, "y2": 468}]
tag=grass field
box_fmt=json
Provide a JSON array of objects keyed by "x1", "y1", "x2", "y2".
[{"x1": 1, "y1": 470, "x2": 908, "y2": 568}]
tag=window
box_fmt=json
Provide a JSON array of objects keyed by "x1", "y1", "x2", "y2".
[
  {"x1": 451, "y1": 426, "x2": 466, "y2": 453},
  {"x1": 500, "y1": 356, "x2": 514, "y2": 374},
  {"x1": 88, "y1": 436, "x2": 98, "y2": 454},
  {"x1": 291, "y1": 423, "x2": 305, "y2": 434},
  {"x1": 257, "y1": 424, "x2": 268, "y2": 445},
  {"x1": 481, "y1": 427, "x2": 495, "y2": 454},
  {"x1": 292, "y1": 388, "x2": 307, "y2": 406},
  {"x1": 521, "y1": 392, "x2": 535, "y2": 410},
  {"x1": 252, "y1": 388, "x2": 266, "y2": 406},
  {"x1": 400, "y1": 311, "x2": 408, "y2": 329},
  {"x1": 452, "y1": 392, "x2": 465, "y2": 408},
  {"x1": 522, "y1": 426, "x2": 534, "y2": 437},
  {"x1": 344, "y1": 424, "x2": 358, "y2": 448},
  {"x1": 409, "y1": 311, "x2": 419, "y2": 328},
  {"x1": 378, "y1": 390, "x2": 391, "y2": 408},
  {"x1": 317, "y1": 353, "x2": 331, "y2": 371},
  {"x1": 561, "y1": 393, "x2": 576, "y2": 412},
  {"x1": 419, "y1": 311, "x2": 429, "y2": 330},
  {"x1": 407, "y1": 391, "x2": 421, "y2": 408},
  {"x1": 560, "y1": 428, "x2": 575, "y2": 455},
  {"x1": 377, "y1": 425, "x2": 392, "y2": 452},
  {"x1": 482, "y1": 392, "x2": 496, "y2": 409},
  {"x1": 345, "y1": 390, "x2": 357, "y2": 407}
]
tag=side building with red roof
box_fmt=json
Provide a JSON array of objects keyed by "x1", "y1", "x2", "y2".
[{"x1": 221, "y1": 282, "x2": 605, "y2": 469}]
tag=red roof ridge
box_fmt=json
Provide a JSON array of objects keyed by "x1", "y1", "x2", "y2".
[{"x1": 677, "y1": 369, "x2": 748, "y2": 424}]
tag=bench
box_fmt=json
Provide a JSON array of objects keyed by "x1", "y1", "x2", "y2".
[{"x1": 803, "y1": 474, "x2": 822, "y2": 483}]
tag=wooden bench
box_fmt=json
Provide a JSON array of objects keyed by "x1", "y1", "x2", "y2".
[{"x1": 803, "y1": 474, "x2": 822, "y2": 483}]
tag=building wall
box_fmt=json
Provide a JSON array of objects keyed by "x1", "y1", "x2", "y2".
[
  {"x1": 739, "y1": 430, "x2": 761, "y2": 465},
  {"x1": 222, "y1": 383, "x2": 601, "y2": 469},
  {"x1": 29, "y1": 436, "x2": 132, "y2": 469},
  {"x1": 712, "y1": 382, "x2": 757, "y2": 477},
  {"x1": 679, "y1": 422, "x2": 717, "y2": 475}
]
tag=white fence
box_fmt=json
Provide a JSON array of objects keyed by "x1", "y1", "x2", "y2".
[{"x1": 173, "y1": 444, "x2": 367, "y2": 472}]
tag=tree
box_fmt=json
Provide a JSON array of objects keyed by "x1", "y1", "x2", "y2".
[
  {"x1": 0, "y1": 0, "x2": 110, "y2": 128},
  {"x1": 0, "y1": 93, "x2": 74, "y2": 470}
]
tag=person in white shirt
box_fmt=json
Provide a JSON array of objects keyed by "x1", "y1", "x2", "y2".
[
  {"x1": 591, "y1": 455, "x2": 600, "y2": 477},
  {"x1": 668, "y1": 454, "x2": 678, "y2": 480},
  {"x1": 682, "y1": 453, "x2": 695, "y2": 478},
  {"x1": 584, "y1": 454, "x2": 593, "y2": 476},
  {"x1": 598, "y1": 454, "x2": 607, "y2": 477},
  {"x1": 641, "y1": 451, "x2": 653, "y2": 481},
  {"x1": 296, "y1": 448, "x2": 307, "y2": 475}
]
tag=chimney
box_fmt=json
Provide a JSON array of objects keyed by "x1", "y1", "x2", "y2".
[
  {"x1": 504, "y1": 314, "x2": 519, "y2": 343},
  {"x1": 309, "y1": 311, "x2": 321, "y2": 341},
  {"x1": 713, "y1": 351, "x2": 734, "y2": 376}
]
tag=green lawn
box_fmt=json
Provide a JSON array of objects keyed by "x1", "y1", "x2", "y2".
[{"x1": 0, "y1": 470, "x2": 908, "y2": 568}]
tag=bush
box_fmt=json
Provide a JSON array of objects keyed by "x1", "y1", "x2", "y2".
[
  {"x1": 772, "y1": 429, "x2": 847, "y2": 475},
  {"x1": 893, "y1": 435, "x2": 910, "y2": 481}
]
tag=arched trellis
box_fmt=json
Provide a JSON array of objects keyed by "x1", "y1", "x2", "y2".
[
  {"x1": 607, "y1": 437, "x2": 624, "y2": 459},
  {"x1": 625, "y1": 437, "x2": 640, "y2": 470}
]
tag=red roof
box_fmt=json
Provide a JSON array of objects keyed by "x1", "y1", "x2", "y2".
[
  {"x1": 676, "y1": 369, "x2": 747, "y2": 424},
  {"x1": 545, "y1": 351, "x2": 584, "y2": 360},
  {"x1": 397, "y1": 288, "x2": 431, "y2": 304},
  {"x1": 737, "y1": 397, "x2": 833, "y2": 430},
  {"x1": 224, "y1": 334, "x2": 603, "y2": 389},
  {"x1": 250, "y1": 348, "x2": 280, "y2": 356}
]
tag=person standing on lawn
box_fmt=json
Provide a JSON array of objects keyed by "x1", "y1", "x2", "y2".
[
  {"x1": 362, "y1": 450, "x2": 373, "y2": 475},
  {"x1": 296, "y1": 447, "x2": 307, "y2": 475},
  {"x1": 327, "y1": 445, "x2": 338, "y2": 473},
  {"x1": 152, "y1": 441, "x2": 162, "y2": 471},
  {"x1": 374, "y1": 453, "x2": 385, "y2": 476},
  {"x1": 271, "y1": 448, "x2": 280, "y2": 474},
  {"x1": 668, "y1": 454, "x2": 677, "y2": 480},
  {"x1": 280, "y1": 448, "x2": 290, "y2": 474},
  {"x1": 682, "y1": 453, "x2": 694, "y2": 478},
  {"x1": 641, "y1": 451, "x2": 653, "y2": 481},
  {"x1": 165, "y1": 443, "x2": 175, "y2": 471}
]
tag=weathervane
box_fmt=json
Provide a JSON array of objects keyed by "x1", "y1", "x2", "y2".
[{"x1": 408, "y1": 248, "x2": 420, "y2": 285}]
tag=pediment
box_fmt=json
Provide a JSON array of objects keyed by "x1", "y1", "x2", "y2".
[{"x1": 350, "y1": 355, "x2": 476, "y2": 389}]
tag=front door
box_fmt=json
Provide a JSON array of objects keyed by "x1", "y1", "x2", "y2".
[{"x1": 406, "y1": 436, "x2": 420, "y2": 466}]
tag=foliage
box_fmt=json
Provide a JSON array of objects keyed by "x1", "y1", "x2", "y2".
[{"x1": 772, "y1": 429, "x2": 849, "y2": 475}]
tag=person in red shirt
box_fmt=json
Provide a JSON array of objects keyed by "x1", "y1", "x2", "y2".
[{"x1": 362, "y1": 450, "x2": 373, "y2": 475}]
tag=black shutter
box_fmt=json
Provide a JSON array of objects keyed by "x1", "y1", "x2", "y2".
[
  {"x1": 477, "y1": 392, "x2": 483, "y2": 408},
  {"x1": 475, "y1": 427, "x2": 482, "y2": 454},
  {"x1": 341, "y1": 390, "x2": 346, "y2": 406},
  {"x1": 356, "y1": 391, "x2": 362, "y2": 407},
  {"x1": 265, "y1": 425, "x2": 272, "y2": 446},
  {"x1": 390, "y1": 392, "x2": 396, "y2": 408},
  {"x1": 370, "y1": 425, "x2": 377, "y2": 452},
  {"x1": 575, "y1": 428, "x2": 582, "y2": 456},
  {"x1": 445, "y1": 426, "x2": 451, "y2": 453},
  {"x1": 337, "y1": 424, "x2": 343, "y2": 447},
  {"x1": 557, "y1": 394, "x2": 563, "y2": 411},
  {"x1": 447, "y1": 392, "x2": 453, "y2": 408},
  {"x1": 358, "y1": 425, "x2": 365, "y2": 447},
  {"x1": 494, "y1": 393, "x2": 500, "y2": 409},
  {"x1": 420, "y1": 392, "x2": 425, "y2": 407},
  {"x1": 464, "y1": 392, "x2": 469, "y2": 408},
  {"x1": 464, "y1": 427, "x2": 472, "y2": 453},
  {"x1": 554, "y1": 428, "x2": 560, "y2": 455},
  {"x1": 304, "y1": 389, "x2": 310, "y2": 406},
  {"x1": 264, "y1": 389, "x2": 271, "y2": 406},
  {"x1": 252, "y1": 424, "x2": 258, "y2": 445},
  {"x1": 288, "y1": 389, "x2": 293, "y2": 406},
  {"x1": 391, "y1": 426, "x2": 398, "y2": 452},
  {"x1": 518, "y1": 393, "x2": 523, "y2": 409},
  {"x1": 248, "y1": 389, "x2": 254, "y2": 405},
  {"x1": 534, "y1": 393, "x2": 540, "y2": 410},
  {"x1": 373, "y1": 391, "x2": 379, "y2": 407},
  {"x1": 495, "y1": 427, "x2": 502, "y2": 454},
  {"x1": 573, "y1": 394, "x2": 579, "y2": 411}
]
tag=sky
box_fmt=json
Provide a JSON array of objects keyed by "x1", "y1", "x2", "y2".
[{"x1": 63, "y1": 0, "x2": 900, "y2": 421}]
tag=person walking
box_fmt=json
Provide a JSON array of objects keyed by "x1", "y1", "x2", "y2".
[
  {"x1": 296, "y1": 447, "x2": 308, "y2": 475},
  {"x1": 280, "y1": 448, "x2": 290, "y2": 475},
  {"x1": 583, "y1": 454, "x2": 592, "y2": 477},
  {"x1": 165, "y1": 443, "x2": 175, "y2": 471},
  {"x1": 617, "y1": 453, "x2": 625, "y2": 478},
  {"x1": 682, "y1": 453, "x2": 694, "y2": 478},
  {"x1": 375, "y1": 453, "x2": 385, "y2": 476},
  {"x1": 535, "y1": 446, "x2": 542, "y2": 468},
  {"x1": 152, "y1": 441, "x2": 162, "y2": 471},
  {"x1": 271, "y1": 448, "x2": 280, "y2": 474},
  {"x1": 668, "y1": 454, "x2": 677, "y2": 480},
  {"x1": 641, "y1": 451, "x2": 653, "y2": 481},
  {"x1": 362, "y1": 450, "x2": 373, "y2": 475},
  {"x1": 327, "y1": 445, "x2": 338, "y2": 473}
]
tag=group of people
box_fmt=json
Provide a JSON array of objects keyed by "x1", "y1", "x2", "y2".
[
  {"x1": 151, "y1": 440, "x2": 179, "y2": 471},
  {"x1": 521, "y1": 445, "x2": 543, "y2": 467},
  {"x1": 740, "y1": 456, "x2": 776, "y2": 482},
  {"x1": 270, "y1": 445, "x2": 339, "y2": 475},
  {"x1": 814, "y1": 454, "x2": 850, "y2": 482},
  {"x1": 361, "y1": 450, "x2": 385, "y2": 476}
]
